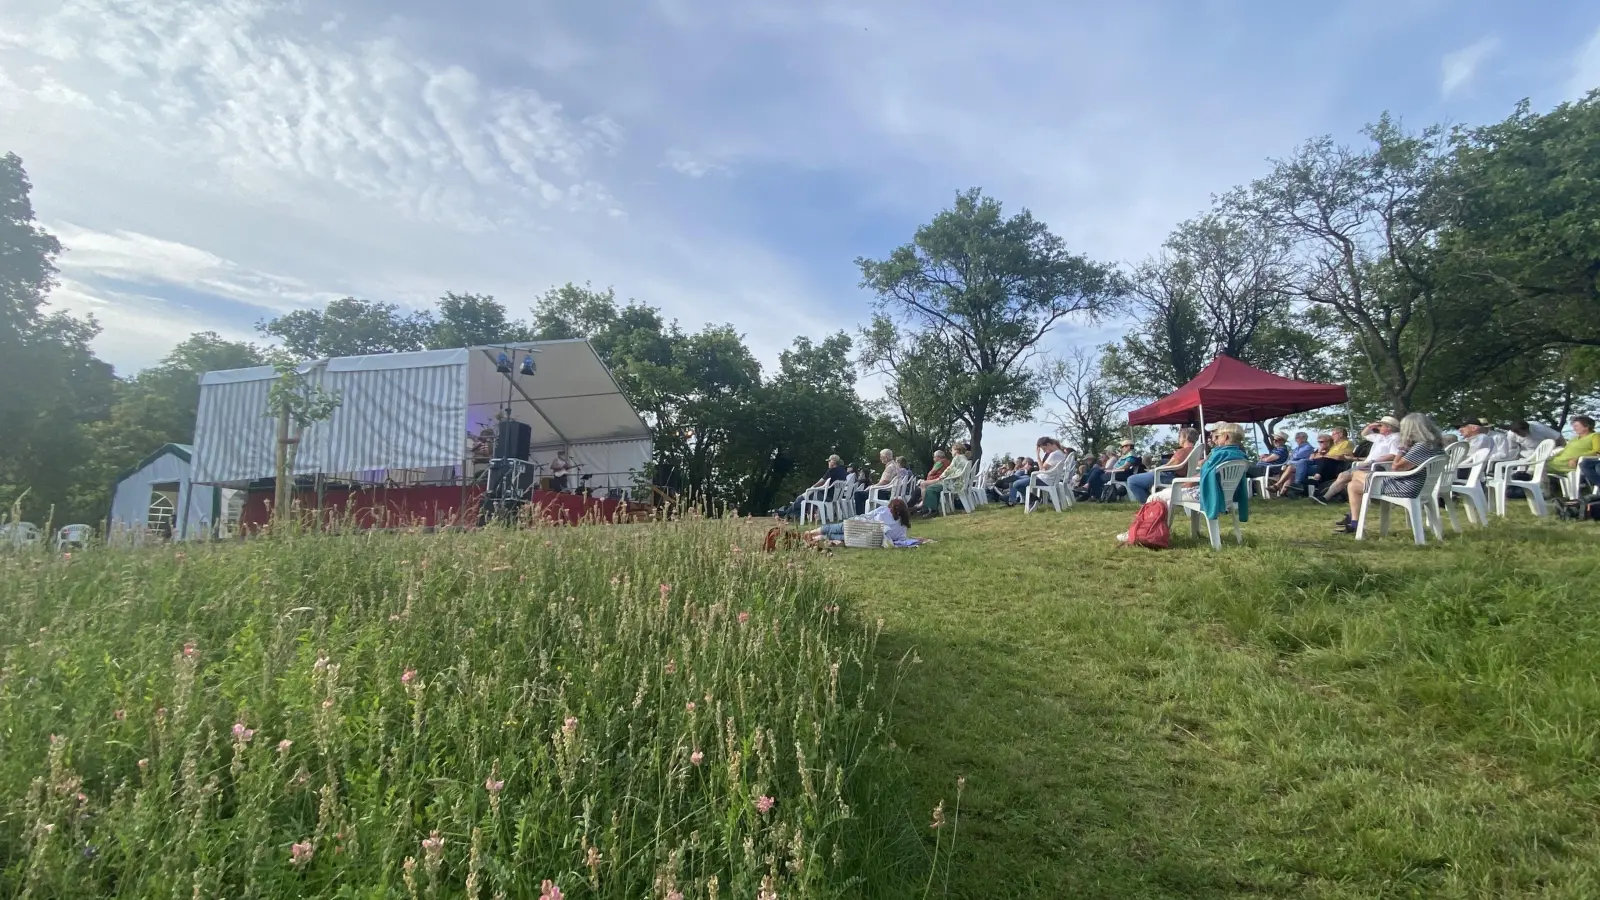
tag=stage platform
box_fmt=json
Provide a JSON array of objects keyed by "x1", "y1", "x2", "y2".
[{"x1": 238, "y1": 484, "x2": 640, "y2": 531}]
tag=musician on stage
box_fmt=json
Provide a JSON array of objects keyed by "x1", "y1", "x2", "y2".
[{"x1": 549, "y1": 448, "x2": 573, "y2": 492}]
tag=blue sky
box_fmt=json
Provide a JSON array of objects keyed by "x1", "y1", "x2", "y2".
[{"x1": 3, "y1": 0, "x2": 1598, "y2": 455}]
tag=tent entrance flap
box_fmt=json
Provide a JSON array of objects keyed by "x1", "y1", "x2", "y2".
[{"x1": 1127, "y1": 355, "x2": 1348, "y2": 426}]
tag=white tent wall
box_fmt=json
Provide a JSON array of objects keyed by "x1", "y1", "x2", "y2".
[
  {"x1": 296, "y1": 349, "x2": 469, "y2": 475},
  {"x1": 191, "y1": 366, "x2": 279, "y2": 484},
  {"x1": 108, "y1": 448, "x2": 220, "y2": 542},
  {"x1": 190, "y1": 340, "x2": 652, "y2": 488}
]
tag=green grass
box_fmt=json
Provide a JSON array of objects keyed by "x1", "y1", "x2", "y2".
[
  {"x1": 0, "y1": 521, "x2": 918, "y2": 899},
  {"x1": 832, "y1": 498, "x2": 1600, "y2": 899}
]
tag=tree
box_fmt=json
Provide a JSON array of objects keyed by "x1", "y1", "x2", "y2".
[
  {"x1": 857, "y1": 188, "x2": 1121, "y2": 458},
  {"x1": 1446, "y1": 92, "x2": 1600, "y2": 355},
  {"x1": 428, "y1": 293, "x2": 531, "y2": 348},
  {"x1": 259, "y1": 297, "x2": 433, "y2": 357},
  {"x1": 0, "y1": 152, "x2": 115, "y2": 524},
  {"x1": 1229, "y1": 116, "x2": 1463, "y2": 415},
  {"x1": 857, "y1": 315, "x2": 966, "y2": 471},
  {"x1": 1041, "y1": 348, "x2": 1128, "y2": 457},
  {"x1": 1103, "y1": 212, "x2": 1318, "y2": 402}
]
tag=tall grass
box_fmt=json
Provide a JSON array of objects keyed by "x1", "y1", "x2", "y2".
[{"x1": 0, "y1": 520, "x2": 917, "y2": 898}]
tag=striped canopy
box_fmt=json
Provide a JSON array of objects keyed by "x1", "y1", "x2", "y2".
[{"x1": 191, "y1": 340, "x2": 651, "y2": 485}]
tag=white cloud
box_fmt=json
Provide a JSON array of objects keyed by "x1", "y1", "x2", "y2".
[
  {"x1": 662, "y1": 148, "x2": 727, "y2": 178},
  {"x1": 1441, "y1": 36, "x2": 1499, "y2": 98},
  {"x1": 1569, "y1": 25, "x2": 1600, "y2": 100}
]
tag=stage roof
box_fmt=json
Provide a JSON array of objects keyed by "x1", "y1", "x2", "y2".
[{"x1": 1127, "y1": 355, "x2": 1348, "y2": 426}]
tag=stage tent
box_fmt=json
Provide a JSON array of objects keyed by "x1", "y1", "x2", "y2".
[
  {"x1": 1127, "y1": 355, "x2": 1348, "y2": 427},
  {"x1": 191, "y1": 339, "x2": 653, "y2": 491}
]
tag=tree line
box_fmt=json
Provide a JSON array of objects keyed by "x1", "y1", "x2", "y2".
[{"x1": 3, "y1": 90, "x2": 1597, "y2": 524}]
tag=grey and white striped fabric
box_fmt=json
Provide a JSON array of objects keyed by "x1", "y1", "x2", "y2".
[
  {"x1": 191, "y1": 366, "x2": 280, "y2": 483},
  {"x1": 296, "y1": 349, "x2": 469, "y2": 475}
]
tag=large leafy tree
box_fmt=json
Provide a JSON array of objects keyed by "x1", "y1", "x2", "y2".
[
  {"x1": 427, "y1": 293, "x2": 531, "y2": 348},
  {"x1": 259, "y1": 297, "x2": 433, "y2": 357},
  {"x1": 857, "y1": 315, "x2": 967, "y2": 471},
  {"x1": 1229, "y1": 116, "x2": 1465, "y2": 415},
  {"x1": 1446, "y1": 92, "x2": 1600, "y2": 355},
  {"x1": 0, "y1": 153, "x2": 115, "y2": 523},
  {"x1": 857, "y1": 188, "x2": 1121, "y2": 458},
  {"x1": 1042, "y1": 348, "x2": 1129, "y2": 457}
]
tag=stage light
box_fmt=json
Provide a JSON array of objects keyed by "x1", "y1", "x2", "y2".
[
  {"x1": 495, "y1": 352, "x2": 512, "y2": 374},
  {"x1": 520, "y1": 354, "x2": 536, "y2": 376}
]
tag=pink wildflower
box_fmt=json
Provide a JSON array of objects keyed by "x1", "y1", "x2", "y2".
[
  {"x1": 659, "y1": 582, "x2": 672, "y2": 599},
  {"x1": 136, "y1": 758, "x2": 148, "y2": 771},
  {"x1": 540, "y1": 879, "x2": 564, "y2": 900},
  {"x1": 231, "y1": 722, "x2": 255, "y2": 742},
  {"x1": 321, "y1": 698, "x2": 334, "y2": 710},
  {"x1": 401, "y1": 668, "x2": 417, "y2": 685},
  {"x1": 289, "y1": 840, "x2": 313, "y2": 867},
  {"x1": 562, "y1": 716, "x2": 578, "y2": 736},
  {"x1": 421, "y1": 830, "x2": 445, "y2": 858},
  {"x1": 182, "y1": 642, "x2": 197, "y2": 659},
  {"x1": 664, "y1": 659, "x2": 677, "y2": 675},
  {"x1": 685, "y1": 700, "x2": 696, "y2": 712},
  {"x1": 667, "y1": 891, "x2": 685, "y2": 900},
  {"x1": 737, "y1": 611, "x2": 751, "y2": 625},
  {"x1": 112, "y1": 709, "x2": 125, "y2": 721},
  {"x1": 61, "y1": 552, "x2": 71, "y2": 560},
  {"x1": 690, "y1": 749, "x2": 704, "y2": 766},
  {"x1": 313, "y1": 655, "x2": 329, "y2": 670},
  {"x1": 277, "y1": 739, "x2": 294, "y2": 754},
  {"x1": 484, "y1": 776, "x2": 504, "y2": 794},
  {"x1": 756, "y1": 795, "x2": 775, "y2": 814}
]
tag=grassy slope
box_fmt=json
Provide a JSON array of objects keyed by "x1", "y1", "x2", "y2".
[{"x1": 832, "y1": 498, "x2": 1600, "y2": 899}]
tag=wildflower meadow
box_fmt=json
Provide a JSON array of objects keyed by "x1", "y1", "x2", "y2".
[{"x1": 0, "y1": 521, "x2": 918, "y2": 898}]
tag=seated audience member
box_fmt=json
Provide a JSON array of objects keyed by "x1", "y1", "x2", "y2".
[
  {"x1": 809, "y1": 497, "x2": 912, "y2": 545},
  {"x1": 780, "y1": 454, "x2": 848, "y2": 519},
  {"x1": 1455, "y1": 417, "x2": 1517, "y2": 479},
  {"x1": 1336, "y1": 412, "x2": 1445, "y2": 534},
  {"x1": 1074, "y1": 457, "x2": 1104, "y2": 501},
  {"x1": 1007, "y1": 436, "x2": 1069, "y2": 506},
  {"x1": 1248, "y1": 433, "x2": 1291, "y2": 481},
  {"x1": 1127, "y1": 428, "x2": 1199, "y2": 503},
  {"x1": 1321, "y1": 418, "x2": 1398, "y2": 504},
  {"x1": 1509, "y1": 419, "x2": 1565, "y2": 453},
  {"x1": 908, "y1": 450, "x2": 948, "y2": 507},
  {"x1": 1548, "y1": 415, "x2": 1600, "y2": 485},
  {"x1": 1152, "y1": 421, "x2": 1252, "y2": 511},
  {"x1": 1272, "y1": 432, "x2": 1318, "y2": 495},
  {"x1": 918, "y1": 442, "x2": 970, "y2": 515},
  {"x1": 855, "y1": 448, "x2": 902, "y2": 514},
  {"x1": 1083, "y1": 441, "x2": 1137, "y2": 499}
]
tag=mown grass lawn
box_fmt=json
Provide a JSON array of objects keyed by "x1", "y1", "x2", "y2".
[{"x1": 831, "y1": 498, "x2": 1600, "y2": 899}]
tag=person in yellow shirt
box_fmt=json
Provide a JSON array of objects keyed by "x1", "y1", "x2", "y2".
[{"x1": 1548, "y1": 416, "x2": 1599, "y2": 488}]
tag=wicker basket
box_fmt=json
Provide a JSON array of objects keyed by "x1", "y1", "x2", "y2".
[{"x1": 842, "y1": 518, "x2": 886, "y2": 549}]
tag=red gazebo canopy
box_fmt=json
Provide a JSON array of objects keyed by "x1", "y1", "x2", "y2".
[{"x1": 1127, "y1": 355, "x2": 1348, "y2": 426}]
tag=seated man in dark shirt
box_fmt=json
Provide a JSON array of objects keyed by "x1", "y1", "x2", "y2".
[{"x1": 779, "y1": 454, "x2": 848, "y2": 519}]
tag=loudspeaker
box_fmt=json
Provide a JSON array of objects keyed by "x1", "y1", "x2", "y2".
[
  {"x1": 495, "y1": 419, "x2": 532, "y2": 461},
  {"x1": 487, "y1": 458, "x2": 533, "y2": 498}
]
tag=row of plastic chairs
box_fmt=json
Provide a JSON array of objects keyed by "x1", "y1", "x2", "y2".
[{"x1": 2, "y1": 522, "x2": 93, "y2": 550}]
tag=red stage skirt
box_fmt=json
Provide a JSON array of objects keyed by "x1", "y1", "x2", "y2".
[{"x1": 238, "y1": 485, "x2": 633, "y2": 531}]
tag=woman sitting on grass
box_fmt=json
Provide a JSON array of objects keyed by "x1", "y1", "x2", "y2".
[{"x1": 808, "y1": 497, "x2": 912, "y2": 546}]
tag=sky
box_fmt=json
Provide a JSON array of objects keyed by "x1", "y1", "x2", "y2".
[{"x1": 3, "y1": 0, "x2": 1599, "y2": 459}]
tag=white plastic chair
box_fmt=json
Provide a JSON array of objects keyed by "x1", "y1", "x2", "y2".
[
  {"x1": 1024, "y1": 453, "x2": 1077, "y2": 513},
  {"x1": 55, "y1": 524, "x2": 92, "y2": 550},
  {"x1": 1357, "y1": 456, "x2": 1448, "y2": 545},
  {"x1": 939, "y1": 468, "x2": 974, "y2": 516},
  {"x1": 1250, "y1": 463, "x2": 1284, "y2": 499},
  {"x1": 1445, "y1": 447, "x2": 1491, "y2": 531},
  {"x1": 864, "y1": 474, "x2": 912, "y2": 513},
  {"x1": 1485, "y1": 439, "x2": 1554, "y2": 518},
  {"x1": 4, "y1": 522, "x2": 41, "y2": 549},
  {"x1": 799, "y1": 480, "x2": 847, "y2": 524},
  {"x1": 965, "y1": 469, "x2": 989, "y2": 509},
  {"x1": 1555, "y1": 455, "x2": 1597, "y2": 501},
  {"x1": 1167, "y1": 459, "x2": 1247, "y2": 550}
]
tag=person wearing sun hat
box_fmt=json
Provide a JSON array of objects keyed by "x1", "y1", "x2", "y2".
[{"x1": 1329, "y1": 416, "x2": 1403, "y2": 528}]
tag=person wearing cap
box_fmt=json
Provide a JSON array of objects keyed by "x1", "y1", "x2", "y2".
[
  {"x1": 1457, "y1": 417, "x2": 1517, "y2": 473},
  {"x1": 1337, "y1": 412, "x2": 1447, "y2": 534},
  {"x1": 1271, "y1": 431, "x2": 1318, "y2": 496},
  {"x1": 1248, "y1": 432, "x2": 1292, "y2": 483},
  {"x1": 1320, "y1": 418, "x2": 1399, "y2": 505}
]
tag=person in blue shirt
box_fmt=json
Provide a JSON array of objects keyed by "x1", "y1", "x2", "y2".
[
  {"x1": 1270, "y1": 432, "x2": 1317, "y2": 495},
  {"x1": 1247, "y1": 433, "x2": 1291, "y2": 481}
]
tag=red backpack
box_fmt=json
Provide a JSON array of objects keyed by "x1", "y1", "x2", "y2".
[{"x1": 1126, "y1": 501, "x2": 1171, "y2": 549}]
